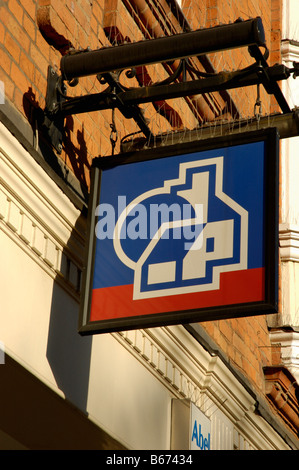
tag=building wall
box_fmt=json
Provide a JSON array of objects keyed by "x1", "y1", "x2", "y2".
[
  {"x1": 273, "y1": 0, "x2": 299, "y2": 386},
  {"x1": 0, "y1": 0, "x2": 298, "y2": 450}
]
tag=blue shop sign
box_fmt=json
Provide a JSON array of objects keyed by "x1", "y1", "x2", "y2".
[{"x1": 79, "y1": 129, "x2": 279, "y2": 334}]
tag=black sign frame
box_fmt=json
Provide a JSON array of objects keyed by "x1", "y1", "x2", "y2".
[{"x1": 79, "y1": 128, "x2": 279, "y2": 335}]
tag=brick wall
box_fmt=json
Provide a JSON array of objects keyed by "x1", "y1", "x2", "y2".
[
  {"x1": 0, "y1": 0, "x2": 283, "y2": 393},
  {"x1": 197, "y1": 0, "x2": 282, "y2": 394},
  {"x1": 0, "y1": 0, "x2": 282, "y2": 181},
  {"x1": 201, "y1": 316, "x2": 277, "y2": 391}
]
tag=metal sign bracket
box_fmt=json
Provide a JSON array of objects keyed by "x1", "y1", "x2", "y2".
[{"x1": 41, "y1": 18, "x2": 299, "y2": 154}]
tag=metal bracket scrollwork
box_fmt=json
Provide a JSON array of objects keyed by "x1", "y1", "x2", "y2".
[{"x1": 42, "y1": 64, "x2": 153, "y2": 153}]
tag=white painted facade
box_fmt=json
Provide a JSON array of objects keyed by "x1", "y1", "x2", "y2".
[{"x1": 0, "y1": 118, "x2": 296, "y2": 450}]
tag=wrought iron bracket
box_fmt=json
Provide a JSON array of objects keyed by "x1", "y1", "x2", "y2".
[
  {"x1": 42, "y1": 67, "x2": 66, "y2": 153},
  {"x1": 41, "y1": 18, "x2": 299, "y2": 153},
  {"x1": 42, "y1": 65, "x2": 152, "y2": 153},
  {"x1": 42, "y1": 58, "x2": 298, "y2": 153}
]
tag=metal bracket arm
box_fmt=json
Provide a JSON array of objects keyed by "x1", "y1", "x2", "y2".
[
  {"x1": 45, "y1": 62, "x2": 295, "y2": 117},
  {"x1": 42, "y1": 66, "x2": 152, "y2": 152},
  {"x1": 41, "y1": 17, "x2": 299, "y2": 153}
]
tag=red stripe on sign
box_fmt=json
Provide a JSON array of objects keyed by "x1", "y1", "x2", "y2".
[{"x1": 89, "y1": 268, "x2": 265, "y2": 322}]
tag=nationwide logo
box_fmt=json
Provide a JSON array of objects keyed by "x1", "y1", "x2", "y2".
[
  {"x1": 89, "y1": 142, "x2": 266, "y2": 323},
  {"x1": 97, "y1": 156, "x2": 248, "y2": 300}
]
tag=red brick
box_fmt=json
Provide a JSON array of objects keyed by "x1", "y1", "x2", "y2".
[
  {"x1": 0, "y1": 46, "x2": 11, "y2": 74},
  {"x1": 1, "y1": 73, "x2": 15, "y2": 101},
  {"x1": 23, "y1": 13, "x2": 36, "y2": 42},
  {"x1": 8, "y1": 0, "x2": 24, "y2": 25},
  {"x1": 0, "y1": 21, "x2": 5, "y2": 44},
  {"x1": 30, "y1": 42, "x2": 49, "y2": 76},
  {"x1": 219, "y1": 319, "x2": 233, "y2": 343},
  {"x1": 20, "y1": 50, "x2": 35, "y2": 81},
  {"x1": 20, "y1": 0, "x2": 36, "y2": 20},
  {"x1": 2, "y1": 8, "x2": 30, "y2": 52},
  {"x1": 73, "y1": 2, "x2": 91, "y2": 31},
  {"x1": 54, "y1": 0, "x2": 76, "y2": 36},
  {"x1": 11, "y1": 61, "x2": 30, "y2": 91},
  {"x1": 4, "y1": 32, "x2": 21, "y2": 62},
  {"x1": 13, "y1": 85, "x2": 26, "y2": 111},
  {"x1": 34, "y1": 67, "x2": 47, "y2": 102}
]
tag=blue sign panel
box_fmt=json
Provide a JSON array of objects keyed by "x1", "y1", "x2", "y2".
[{"x1": 79, "y1": 129, "x2": 278, "y2": 334}]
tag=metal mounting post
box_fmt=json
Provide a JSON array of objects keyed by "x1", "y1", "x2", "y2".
[
  {"x1": 42, "y1": 66, "x2": 66, "y2": 154},
  {"x1": 60, "y1": 17, "x2": 266, "y2": 81}
]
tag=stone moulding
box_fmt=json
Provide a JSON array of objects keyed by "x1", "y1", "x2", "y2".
[
  {"x1": 264, "y1": 366, "x2": 299, "y2": 436},
  {"x1": 279, "y1": 224, "x2": 299, "y2": 263}
]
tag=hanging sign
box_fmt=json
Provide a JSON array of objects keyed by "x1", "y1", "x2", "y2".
[{"x1": 79, "y1": 128, "x2": 279, "y2": 334}]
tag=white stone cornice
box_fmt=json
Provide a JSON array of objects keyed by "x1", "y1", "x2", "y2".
[
  {"x1": 279, "y1": 223, "x2": 299, "y2": 262},
  {"x1": 0, "y1": 121, "x2": 85, "y2": 244},
  {"x1": 282, "y1": 0, "x2": 299, "y2": 44},
  {"x1": 115, "y1": 325, "x2": 256, "y2": 423},
  {"x1": 112, "y1": 325, "x2": 292, "y2": 449},
  {"x1": 281, "y1": 39, "x2": 299, "y2": 109},
  {"x1": 270, "y1": 330, "x2": 299, "y2": 384},
  {"x1": 281, "y1": 40, "x2": 299, "y2": 62}
]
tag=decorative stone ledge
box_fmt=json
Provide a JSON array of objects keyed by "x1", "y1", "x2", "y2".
[
  {"x1": 270, "y1": 330, "x2": 299, "y2": 383},
  {"x1": 0, "y1": 121, "x2": 84, "y2": 301},
  {"x1": 264, "y1": 366, "x2": 299, "y2": 436},
  {"x1": 279, "y1": 224, "x2": 299, "y2": 262}
]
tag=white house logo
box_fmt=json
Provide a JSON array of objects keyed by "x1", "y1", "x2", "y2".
[{"x1": 96, "y1": 156, "x2": 248, "y2": 301}]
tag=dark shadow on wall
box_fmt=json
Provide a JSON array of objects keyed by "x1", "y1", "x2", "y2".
[
  {"x1": 46, "y1": 212, "x2": 93, "y2": 413},
  {"x1": 6, "y1": 86, "x2": 126, "y2": 448},
  {"x1": 22, "y1": 87, "x2": 93, "y2": 411},
  {"x1": 23, "y1": 87, "x2": 91, "y2": 197},
  {"x1": 23, "y1": 88, "x2": 92, "y2": 411}
]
